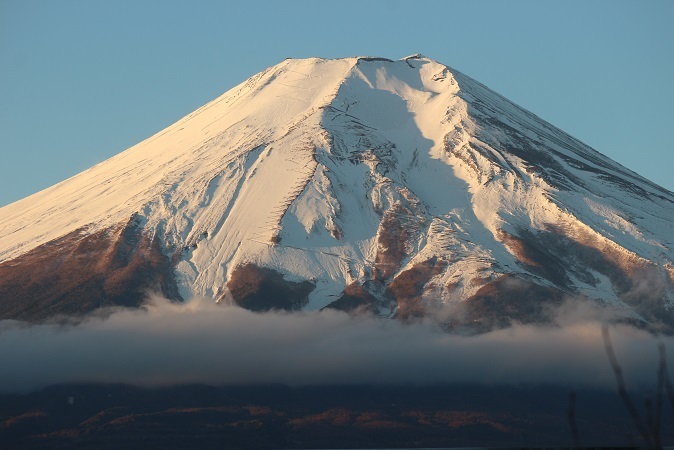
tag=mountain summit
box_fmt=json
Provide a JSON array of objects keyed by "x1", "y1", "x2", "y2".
[{"x1": 1, "y1": 55, "x2": 673, "y2": 329}]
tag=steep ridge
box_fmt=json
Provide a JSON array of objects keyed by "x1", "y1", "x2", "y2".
[{"x1": 1, "y1": 55, "x2": 672, "y2": 329}]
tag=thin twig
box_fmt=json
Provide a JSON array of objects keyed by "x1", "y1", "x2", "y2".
[{"x1": 601, "y1": 325, "x2": 653, "y2": 447}]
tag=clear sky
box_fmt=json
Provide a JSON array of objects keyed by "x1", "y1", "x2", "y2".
[{"x1": 1, "y1": 0, "x2": 672, "y2": 207}]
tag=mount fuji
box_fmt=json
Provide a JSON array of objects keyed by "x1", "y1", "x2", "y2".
[{"x1": 1, "y1": 55, "x2": 673, "y2": 330}]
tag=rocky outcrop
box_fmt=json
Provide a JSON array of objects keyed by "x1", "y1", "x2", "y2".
[
  {"x1": 0, "y1": 216, "x2": 180, "y2": 322},
  {"x1": 226, "y1": 263, "x2": 314, "y2": 312},
  {"x1": 325, "y1": 282, "x2": 380, "y2": 315},
  {"x1": 387, "y1": 257, "x2": 448, "y2": 319}
]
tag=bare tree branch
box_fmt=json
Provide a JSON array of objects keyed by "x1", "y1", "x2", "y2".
[{"x1": 602, "y1": 325, "x2": 654, "y2": 448}]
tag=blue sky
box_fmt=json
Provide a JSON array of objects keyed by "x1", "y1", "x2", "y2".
[{"x1": 1, "y1": 0, "x2": 672, "y2": 207}]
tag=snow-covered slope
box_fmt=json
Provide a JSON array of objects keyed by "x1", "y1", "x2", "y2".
[{"x1": 1, "y1": 55, "x2": 673, "y2": 328}]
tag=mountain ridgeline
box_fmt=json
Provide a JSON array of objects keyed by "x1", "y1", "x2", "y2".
[{"x1": 1, "y1": 55, "x2": 673, "y2": 330}]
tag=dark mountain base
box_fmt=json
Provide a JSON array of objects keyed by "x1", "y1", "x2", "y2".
[{"x1": 1, "y1": 383, "x2": 671, "y2": 449}]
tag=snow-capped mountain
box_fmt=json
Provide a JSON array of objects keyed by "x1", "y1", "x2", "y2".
[{"x1": 1, "y1": 55, "x2": 673, "y2": 329}]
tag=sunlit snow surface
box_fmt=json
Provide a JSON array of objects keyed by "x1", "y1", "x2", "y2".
[{"x1": 0, "y1": 55, "x2": 672, "y2": 311}]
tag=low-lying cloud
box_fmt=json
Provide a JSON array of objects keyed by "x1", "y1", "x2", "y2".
[{"x1": 0, "y1": 295, "x2": 672, "y2": 393}]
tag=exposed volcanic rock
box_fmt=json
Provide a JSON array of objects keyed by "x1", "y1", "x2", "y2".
[
  {"x1": 0, "y1": 216, "x2": 180, "y2": 321},
  {"x1": 458, "y1": 275, "x2": 567, "y2": 332},
  {"x1": 373, "y1": 209, "x2": 411, "y2": 281},
  {"x1": 325, "y1": 282, "x2": 380, "y2": 315},
  {"x1": 225, "y1": 263, "x2": 314, "y2": 312},
  {"x1": 373, "y1": 200, "x2": 425, "y2": 282},
  {"x1": 497, "y1": 224, "x2": 674, "y2": 330},
  {"x1": 386, "y1": 257, "x2": 448, "y2": 319}
]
